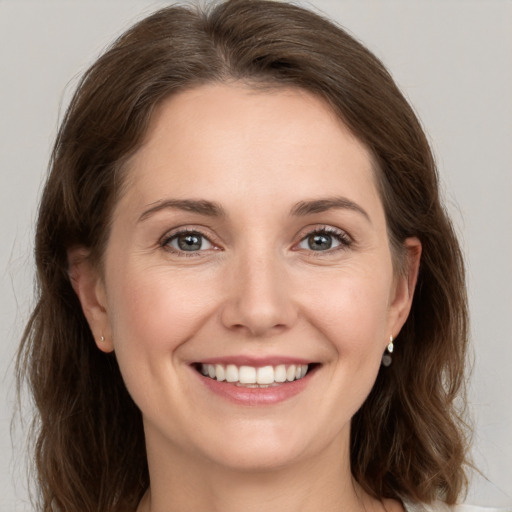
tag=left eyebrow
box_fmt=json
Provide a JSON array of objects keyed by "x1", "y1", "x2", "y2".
[
  {"x1": 138, "y1": 199, "x2": 226, "y2": 222},
  {"x1": 290, "y1": 197, "x2": 371, "y2": 223}
]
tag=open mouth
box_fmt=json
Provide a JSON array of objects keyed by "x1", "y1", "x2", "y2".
[{"x1": 193, "y1": 363, "x2": 318, "y2": 388}]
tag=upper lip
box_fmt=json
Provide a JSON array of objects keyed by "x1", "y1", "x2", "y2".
[{"x1": 193, "y1": 356, "x2": 314, "y2": 367}]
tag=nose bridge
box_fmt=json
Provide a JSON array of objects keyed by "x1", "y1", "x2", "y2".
[{"x1": 221, "y1": 240, "x2": 296, "y2": 336}]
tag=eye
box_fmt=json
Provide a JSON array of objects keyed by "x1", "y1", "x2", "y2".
[
  {"x1": 163, "y1": 230, "x2": 214, "y2": 253},
  {"x1": 297, "y1": 227, "x2": 351, "y2": 252}
]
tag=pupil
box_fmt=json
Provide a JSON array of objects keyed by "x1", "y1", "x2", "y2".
[
  {"x1": 178, "y1": 234, "x2": 202, "y2": 251},
  {"x1": 308, "y1": 233, "x2": 332, "y2": 251}
]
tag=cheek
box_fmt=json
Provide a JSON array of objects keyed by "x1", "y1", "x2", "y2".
[
  {"x1": 109, "y1": 267, "x2": 218, "y2": 349},
  {"x1": 325, "y1": 279, "x2": 390, "y2": 398},
  {"x1": 104, "y1": 263, "x2": 218, "y2": 376},
  {"x1": 303, "y1": 267, "x2": 393, "y2": 353}
]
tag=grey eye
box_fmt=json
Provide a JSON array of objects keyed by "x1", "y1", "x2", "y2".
[
  {"x1": 310, "y1": 234, "x2": 331, "y2": 250},
  {"x1": 168, "y1": 232, "x2": 213, "y2": 252},
  {"x1": 300, "y1": 233, "x2": 337, "y2": 251}
]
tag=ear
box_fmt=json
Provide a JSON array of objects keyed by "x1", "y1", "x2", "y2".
[
  {"x1": 68, "y1": 246, "x2": 114, "y2": 353},
  {"x1": 387, "y1": 237, "x2": 422, "y2": 339}
]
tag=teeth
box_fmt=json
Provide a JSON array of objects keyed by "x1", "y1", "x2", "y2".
[
  {"x1": 275, "y1": 364, "x2": 287, "y2": 383},
  {"x1": 215, "y1": 364, "x2": 225, "y2": 382},
  {"x1": 256, "y1": 366, "x2": 274, "y2": 385},
  {"x1": 199, "y1": 363, "x2": 310, "y2": 386},
  {"x1": 225, "y1": 364, "x2": 238, "y2": 383},
  {"x1": 239, "y1": 366, "x2": 256, "y2": 384}
]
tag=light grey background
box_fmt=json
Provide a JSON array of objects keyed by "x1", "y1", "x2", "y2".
[{"x1": 1, "y1": 1, "x2": 511, "y2": 511}]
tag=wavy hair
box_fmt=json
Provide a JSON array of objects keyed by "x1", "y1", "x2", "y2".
[{"x1": 17, "y1": 1, "x2": 470, "y2": 511}]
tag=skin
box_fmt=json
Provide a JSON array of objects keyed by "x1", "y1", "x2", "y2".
[{"x1": 70, "y1": 83, "x2": 421, "y2": 512}]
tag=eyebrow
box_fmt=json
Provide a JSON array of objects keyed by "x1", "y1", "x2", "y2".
[
  {"x1": 290, "y1": 197, "x2": 371, "y2": 223},
  {"x1": 138, "y1": 196, "x2": 370, "y2": 223},
  {"x1": 138, "y1": 199, "x2": 226, "y2": 222}
]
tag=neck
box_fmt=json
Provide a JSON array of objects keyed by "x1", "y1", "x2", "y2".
[{"x1": 138, "y1": 426, "x2": 383, "y2": 512}]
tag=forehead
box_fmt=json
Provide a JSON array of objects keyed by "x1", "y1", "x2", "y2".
[{"x1": 119, "y1": 83, "x2": 381, "y2": 218}]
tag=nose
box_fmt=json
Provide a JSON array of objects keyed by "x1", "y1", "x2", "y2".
[{"x1": 220, "y1": 248, "x2": 298, "y2": 338}]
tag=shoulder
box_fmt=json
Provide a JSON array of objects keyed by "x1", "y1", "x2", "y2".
[{"x1": 403, "y1": 502, "x2": 511, "y2": 512}]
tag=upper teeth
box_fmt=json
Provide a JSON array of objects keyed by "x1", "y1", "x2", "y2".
[{"x1": 200, "y1": 364, "x2": 308, "y2": 385}]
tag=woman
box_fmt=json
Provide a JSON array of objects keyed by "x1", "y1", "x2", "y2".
[{"x1": 18, "y1": 1, "x2": 471, "y2": 511}]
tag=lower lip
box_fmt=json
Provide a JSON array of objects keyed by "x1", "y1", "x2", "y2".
[{"x1": 194, "y1": 369, "x2": 314, "y2": 406}]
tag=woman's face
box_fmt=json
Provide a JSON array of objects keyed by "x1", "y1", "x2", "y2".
[{"x1": 79, "y1": 83, "x2": 419, "y2": 472}]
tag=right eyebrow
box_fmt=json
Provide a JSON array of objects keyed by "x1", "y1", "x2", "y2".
[
  {"x1": 138, "y1": 199, "x2": 226, "y2": 222},
  {"x1": 290, "y1": 196, "x2": 371, "y2": 224}
]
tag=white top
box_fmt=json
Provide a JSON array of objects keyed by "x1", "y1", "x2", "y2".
[{"x1": 404, "y1": 502, "x2": 512, "y2": 512}]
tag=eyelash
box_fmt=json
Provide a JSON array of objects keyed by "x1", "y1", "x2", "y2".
[{"x1": 159, "y1": 225, "x2": 353, "y2": 257}]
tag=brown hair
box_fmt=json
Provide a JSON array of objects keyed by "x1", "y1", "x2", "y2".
[{"x1": 17, "y1": 1, "x2": 470, "y2": 511}]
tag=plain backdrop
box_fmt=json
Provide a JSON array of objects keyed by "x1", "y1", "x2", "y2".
[{"x1": 1, "y1": 1, "x2": 511, "y2": 511}]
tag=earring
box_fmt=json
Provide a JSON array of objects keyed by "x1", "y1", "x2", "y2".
[
  {"x1": 99, "y1": 335, "x2": 105, "y2": 343},
  {"x1": 382, "y1": 335, "x2": 394, "y2": 367}
]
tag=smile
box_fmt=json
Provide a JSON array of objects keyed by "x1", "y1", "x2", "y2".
[
  {"x1": 199, "y1": 363, "x2": 309, "y2": 387},
  {"x1": 192, "y1": 359, "x2": 318, "y2": 405}
]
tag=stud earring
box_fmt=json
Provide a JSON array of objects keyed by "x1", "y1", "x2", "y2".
[
  {"x1": 382, "y1": 335, "x2": 394, "y2": 367},
  {"x1": 99, "y1": 335, "x2": 105, "y2": 343}
]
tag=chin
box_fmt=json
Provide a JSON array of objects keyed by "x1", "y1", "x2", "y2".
[
  {"x1": 188, "y1": 418, "x2": 343, "y2": 474},
  {"x1": 203, "y1": 440, "x2": 309, "y2": 473}
]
